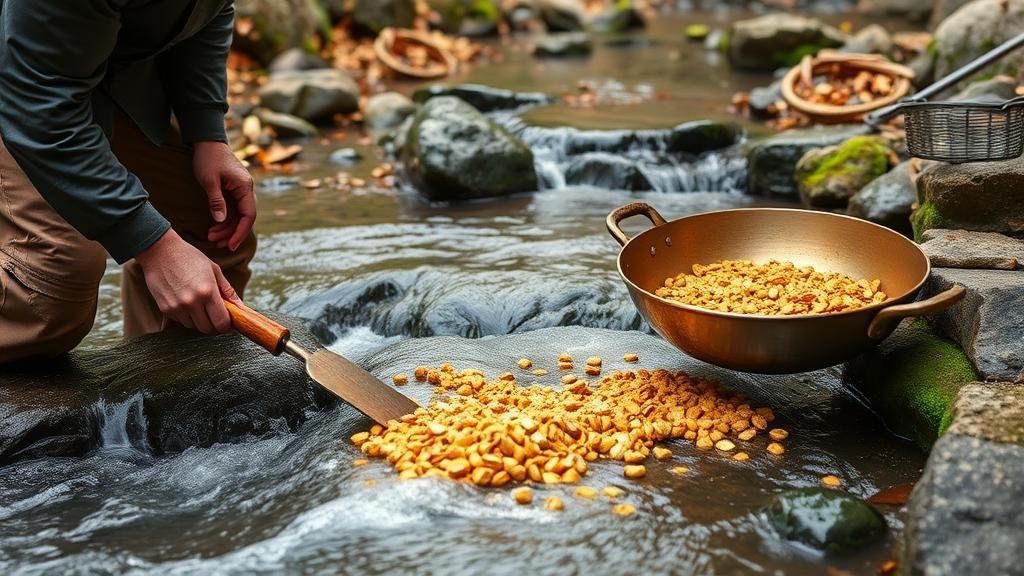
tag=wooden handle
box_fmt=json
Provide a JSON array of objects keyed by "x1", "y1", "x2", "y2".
[{"x1": 225, "y1": 301, "x2": 290, "y2": 355}]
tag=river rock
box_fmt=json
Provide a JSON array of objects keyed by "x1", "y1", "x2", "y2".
[
  {"x1": 351, "y1": 0, "x2": 416, "y2": 36},
  {"x1": 267, "y1": 47, "x2": 330, "y2": 74},
  {"x1": 563, "y1": 153, "x2": 653, "y2": 191},
  {"x1": 364, "y1": 92, "x2": 417, "y2": 130},
  {"x1": 536, "y1": 0, "x2": 586, "y2": 32},
  {"x1": 796, "y1": 136, "x2": 892, "y2": 209},
  {"x1": 839, "y1": 23, "x2": 893, "y2": 55},
  {"x1": 328, "y1": 147, "x2": 363, "y2": 166},
  {"x1": 400, "y1": 96, "x2": 537, "y2": 201},
  {"x1": 857, "y1": 0, "x2": 933, "y2": 22},
  {"x1": 844, "y1": 319, "x2": 977, "y2": 449},
  {"x1": 233, "y1": 0, "x2": 329, "y2": 65},
  {"x1": 0, "y1": 316, "x2": 330, "y2": 465},
  {"x1": 745, "y1": 125, "x2": 869, "y2": 198},
  {"x1": 411, "y1": 84, "x2": 555, "y2": 112},
  {"x1": 932, "y1": 0, "x2": 1024, "y2": 88},
  {"x1": 766, "y1": 488, "x2": 887, "y2": 554},
  {"x1": 951, "y1": 75, "x2": 1018, "y2": 101},
  {"x1": 748, "y1": 79, "x2": 784, "y2": 119},
  {"x1": 587, "y1": 5, "x2": 646, "y2": 33},
  {"x1": 259, "y1": 69, "x2": 360, "y2": 124},
  {"x1": 727, "y1": 14, "x2": 845, "y2": 71},
  {"x1": 924, "y1": 267, "x2": 1024, "y2": 382},
  {"x1": 921, "y1": 229, "x2": 1024, "y2": 270},
  {"x1": 847, "y1": 161, "x2": 916, "y2": 235},
  {"x1": 904, "y1": 383, "x2": 1024, "y2": 576},
  {"x1": 534, "y1": 32, "x2": 593, "y2": 57},
  {"x1": 254, "y1": 108, "x2": 319, "y2": 138},
  {"x1": 428, "y1": 0, "x2": 501, "y2": 36},
  {"x1": 930, "y1": 0, "x2": 973, "y2": 29},
  {"x1": 912, "y1": 155, "x2": 1024, "y2": 240}
]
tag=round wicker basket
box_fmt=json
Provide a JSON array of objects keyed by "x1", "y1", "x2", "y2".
[{"x1": 781, "y1": 52, "x2": 915, "y2": 124}]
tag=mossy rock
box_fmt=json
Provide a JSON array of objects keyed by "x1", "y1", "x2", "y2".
[
  {"x1": 796, "y1": 136, "x2": 891, "y2": 209},
  {"x1": 233, "y1": 0, "x2": 331, "y2": 65},
  {"x1": 933, "y1": 0, "x2": 1024, "y2": 90},
  {"x1": 684, "y1": 24, "x2": 710, "y2": 41},
  {"x1": 428, "y1": 0, "x2": 500, "y2": 36},
  {"x1": 351, "y1": 0, "x2": 416, "y2": 37},
  {"x1": 766, "y1": 488, "x2": 887, "y2": 554},
  {"x1": 727, "y1": 14, "x2": 845, "y2": 71},
  {"x1": 843, "y1": 319, "x2": 978, "y2": 450},
  {"x1": 912, "y1": 155, "x2": 1024, "y2": 240}
]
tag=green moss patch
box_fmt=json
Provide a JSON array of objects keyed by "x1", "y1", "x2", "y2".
[
  {"x1": 911, "y1": 201, "x2": 946, "y2": 243},
  {"x1": 844, "y1": 319, "x2": 978, "y2": 450}
]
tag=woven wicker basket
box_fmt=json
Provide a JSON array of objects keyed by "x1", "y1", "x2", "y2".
[{"x1": 781, "y1": 52, "x2": 915, "y2": 124}]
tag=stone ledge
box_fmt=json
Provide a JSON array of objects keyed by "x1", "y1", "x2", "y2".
[
  {"x1": 925, "y1": 267, "x2": 1024, "y2": 382},
  {"x1": 904, "y1": 381, "x2": 1024, "y2": 576},
  {"x1": 921, "y1": 229, "x2": 1024, "y2": 270}
]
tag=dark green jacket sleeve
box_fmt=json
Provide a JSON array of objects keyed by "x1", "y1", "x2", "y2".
[
  {"x1": 163, "y1": 3, "x2": 233, "y2": 144},
  {"x1": 0, "y1": 0, "x2": 170, "y2": 264}
]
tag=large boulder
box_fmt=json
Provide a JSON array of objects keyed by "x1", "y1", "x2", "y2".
[
  {"x1": 839, "y1": 23, "x2": 894, "y2": 55},
  {"x1": 767, "y1": 488, "x2": 887, "y2": 554},
  {"x1": 0, "y1": 316, "x2": 331, "y2": 465},
  {"x1": 912, "y1": 155, "x2": 1024, "y2": 240},
  {"x1": 929, "y1": 0, "x2": 973, "y2": 29},
  {"x1": 411, "y1": 84, "x2": 555, "y2": 112},
  {"x1": 587, "y1": 4, "x2": 646, "y2": 33},
  {"x1": 924, "y1": 268, "x2": 1024, "y2": 382},
  {"x1": 233, "y1": 0, "x2": 329, "y2": 66},
  {"x1": 745, "y1": 125, "x2": 869, "y2": 198},
  {"x1": 844, "y1": 319, "x2": 977, "y2": 449},
  {"x1": 904, "y1": 382, "x2": 1024, "y2": 576},
  {"x1": 259, "y1": 69, "x2": 360, "y2": 124},
  {"x1": 351, "y1": 0, "x2": 417, "y2": 36},
  {"x1": 727, "y1": 14, "x2": 845, "y2": 71},
  {"x1": 796, "y1": 136, "x2": 893, "y2": 209},
  {"x1": 364, "y1": 92, "x2": 417, "y2": 130},
  {"x1": 932, "y1": 0, "x2": 1024, "y2": 88},
  {"x1": 847, "y1": 161, "x2": 916, "y2": 235},
  {"x1": 535, "y1": 0, "x2": 586, "y2": 32},
  {"x1": 400, "y1": 96, "x2": 537, "y2": 201}
]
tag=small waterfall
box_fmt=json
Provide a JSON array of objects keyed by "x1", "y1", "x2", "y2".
[
  {"x1": 497, "y1": 116, "x2": 746, "y2": 193},
  {"x1": 94, "y1": 394, "x2": 151, "y2": 452}
]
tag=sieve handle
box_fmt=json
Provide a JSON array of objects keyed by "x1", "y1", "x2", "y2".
[
  {"x1": 866, "y1": 285, "x2": 965, "y2": 340},
  {"x1": 607, "y1": 203, "x2": 668, "y2": 247}
]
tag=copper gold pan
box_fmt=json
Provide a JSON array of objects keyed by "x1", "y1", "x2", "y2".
[{"x1": 607, "y1": 202, "x2": 965, "y2": 374}]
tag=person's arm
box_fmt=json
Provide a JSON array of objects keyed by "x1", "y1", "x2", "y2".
[
  {"x1": 0, "y1": 0, "x2": 169, "y2": 264},
  {"x1": 0, "y1": 0, "x2": 238, "y2": 333},
  {"x1": 162, "y1": 1, "x2": 256, "y2": 252}
]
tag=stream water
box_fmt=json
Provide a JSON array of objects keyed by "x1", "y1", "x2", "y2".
[{"x1": 3, "y1": 6, "x2": 925, "y2": 575}]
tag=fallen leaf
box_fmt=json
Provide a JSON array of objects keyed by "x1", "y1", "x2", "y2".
[{"x1": 868, "y1": 483, "x2": 914, "y2": 506}]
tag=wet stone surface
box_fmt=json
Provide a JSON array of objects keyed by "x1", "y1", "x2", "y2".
[{"x1": 921, "y1": 229, "x2": 1024, "y2": 270}]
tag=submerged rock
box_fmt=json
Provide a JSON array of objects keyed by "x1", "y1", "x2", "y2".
[
  {"x1": 844, "y1": 319, "x2": 977, "y2": 450},
  {"x1": 233, "y1": 0, "x2": 329, "y2": 65},
  {"x1": 328, "y1": 147, "x2": 363, "y2": 166},
  {"x1": 846, "y1": 161, "x2": 916, "y2": 235},
  {"x1": 587, "y1": 5, "x2": 645, "y2": 33},
  {"x1": 745, "y1": 125, "x2": 869, "y2": 198},
  {"x1": 400, "y1": 96, "x2": 537, "y2": 201},
  {"x1": 796, "y1": 136, "x2": 892, "y2": 209},
  {"x1": 727, "y1": 14, "x2": 845, "y2": 71},
  {"x1": 364, "y1": 92, "x2": 417, "y2": 130},
  {"x1": 563, "y1": 153, "x2": 653, "y2": 191},
  {"x1": 933, "y1": 0, "x2": 1024, "y2": 89},
  {"x1": 534, "y1": 32, "x2": 593, "y2": 57},
  {"x1": 767, "y1": 488, "x2": 887, "y2": 554},
  {"x1": 0, "y1": 316, "x2": 330, "y2": 465},
  {"x1": 912, "y1": 155, "x2": 1024, "y2": 240},
  {"x1": 411, "y1": 84, "x2": 555, "y2": 112},
  {"x1": 747, "y1": 79, "x2": 784, "y2": 119},
  {"x1": 535, "y1": 0, "x2": 586, "y2": 32},
  {"x1": 925, "y1": 268, "x2": 1024, "y2": 382},
  {"x1": 905, "y1": 383, "x2": 1024, "y2": 576},
  {"x1": 351, "y1": 0, "x2": 416, "y2": 36},
  {"x1": 259, "y1": 69, "x2": 360, "y2": 124}
]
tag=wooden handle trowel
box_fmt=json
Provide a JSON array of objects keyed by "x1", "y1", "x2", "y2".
[{"x1": 225, "y1": 301, "x2": 419, "y2": 425}]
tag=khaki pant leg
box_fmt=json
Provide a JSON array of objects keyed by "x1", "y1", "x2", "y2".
[
  {"x1": 0, "y1": 134, "x2": 107, "y2": 364},
  {"x1": 111, "y1": 112, "x2": 256, "y2": 338}
]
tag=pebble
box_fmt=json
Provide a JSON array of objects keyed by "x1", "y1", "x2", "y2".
[
  {"x1": 821, "y1": 475, "x2": 842, "y2": 488},
  {"x1": 602, "y1": 486, "x2": 624, "y2": 499},
  {"x1": 623, "y1": 465, "x2": 647, "y2": 478},
  {"x1": 715, "y1": 439, "x2": 736, "y2": 452},
  {"x1": 612, "y1": 503, "x2": 636, "y2": 516},
  {"x1": 513, "y1": 487, "x2": 533, "y2": 505},
  {"x1": 575, "y1": 486, "x2": 598, "y2": 499},
  {"x1": 623, "y1": 353, "x2": 639, "y2": 363},
  {"x1": 767, "y1": 442, "x2": 785, "y2": 455},
  {"x1": 558, "y1": 353, "x2": 573, "y2": 363},
  {"x1": 768, "y1": 428, "x2": 789, "y2": 441},
  {"x1": 732, "y1": 452, "x2": 750, "y2": 462},
  {"x1": 517, "y1": 358, "x2": 533, "y2": 369},
  {"x1": 532, "y1": 368, "x2": 548, "y2": 376},
  {"x1": 586, "y1": 357, "x2": 603, "y2": 367},
  {"x1": 392, "y1": 374, "x2": 408, "y2": 385},
  {"x1": 544, "y1": 495, "x2": 565, "y2": 511},
  {"x1": 652, "y1": 446, "x2": 673, "y2": 460},
  {"x1": 670, "y1": 466, "x2": 689, "y2": 475},
  {"x1": 561, "y1": 374, "x2": 578, "y2": 385}
]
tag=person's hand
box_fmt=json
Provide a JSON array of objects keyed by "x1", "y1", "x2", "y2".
[
  {"x1": 135, "y1": 229, "x2": 241, "y2": 334},
  {"x1": 193, "y1": 140, "x2": 256, "y2": 252}
]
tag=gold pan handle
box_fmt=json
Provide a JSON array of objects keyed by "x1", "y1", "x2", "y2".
[
  {"x1": 606, "y1": 202, "x2": 668, "y2": 247},
  {"x1": 866, "y1": 285, "x2": 966, "y2": 340}
]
